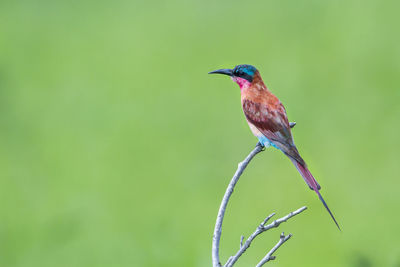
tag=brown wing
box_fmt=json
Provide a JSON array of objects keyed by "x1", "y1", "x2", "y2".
[{"x1": 242, "y1": 99, "x2": 305, "y2": 165}]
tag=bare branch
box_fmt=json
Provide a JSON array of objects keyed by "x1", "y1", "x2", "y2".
[
  {"x1": 211, "y1": 123, "x2": 301, "y2": 267},
  {"x1": 255, "y1": 233, "x2": 292, "y2": 267},
  {"x1": 212, "y1": 143, "x2": 264, "y2": 267},
  {"x1": 224, "y1": 206, "x2": 307, "y2": 267}
]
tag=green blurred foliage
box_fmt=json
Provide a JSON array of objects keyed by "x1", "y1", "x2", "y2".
[{"x1": 0, "y1": 0, "x2": 399, "y2": 266}]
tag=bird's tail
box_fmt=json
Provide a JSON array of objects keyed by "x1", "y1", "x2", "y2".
[{"x1": 290, "y1": 158, "x2": 341, "y2": 230}]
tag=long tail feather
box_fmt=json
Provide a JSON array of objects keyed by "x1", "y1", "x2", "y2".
[
  {"x1": 290, "y1": 158, "x2": 321, "y2": 191},
  {"x1": 290, "y1": 158, "x2": 341, "y2": 230},
  {"x1": 315, "y1": 190, "x2": 341, "y2": 230}
]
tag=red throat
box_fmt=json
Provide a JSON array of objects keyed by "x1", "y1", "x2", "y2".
[{"x1": 231, "y1": 77, "x2": 251, "y2": 91}]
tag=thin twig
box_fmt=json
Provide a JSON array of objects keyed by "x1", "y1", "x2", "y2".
[
  {"x1": 255, "y1": 232, "x2": 292, "y2": 267},
  {"x1": 224, "y1": 206, "x2": 307, "y2": 267},
  {"x1": 212, "y1": 143, "x2": 264, "y2": 267}
]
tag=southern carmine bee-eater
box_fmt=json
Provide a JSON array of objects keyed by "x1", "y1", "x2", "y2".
[{"x1": 209, "y1": 64, "x2": 340, "y2": 230}]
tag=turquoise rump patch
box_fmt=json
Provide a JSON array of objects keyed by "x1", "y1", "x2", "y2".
[{"x1": 258, "y1": 135, "x2": 280, "y2": 150}]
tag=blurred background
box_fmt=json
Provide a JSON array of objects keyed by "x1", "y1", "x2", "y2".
[{"x1": 1, "y1": 0, "x2": 399, "y2": 266}]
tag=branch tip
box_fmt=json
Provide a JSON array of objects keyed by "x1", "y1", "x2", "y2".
[{"x1": 262, "y1": 213, "x2": 276, "y2": 226}]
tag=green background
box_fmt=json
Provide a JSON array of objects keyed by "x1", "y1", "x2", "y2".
[{"x1": 1, "y1": 0, "x2": 399, "y2": 266}]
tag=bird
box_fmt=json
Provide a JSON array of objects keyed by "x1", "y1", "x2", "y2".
[{"x1": 209, "y1": 64, "x2": 340, "y2": 230}]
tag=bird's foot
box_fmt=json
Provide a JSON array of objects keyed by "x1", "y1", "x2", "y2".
[
  {"x1": 256, "y1": 142, "x2": 266, "y2": 151},
  {"x1": 289, "y1": 122, "x2": 296, "y2": 128}
]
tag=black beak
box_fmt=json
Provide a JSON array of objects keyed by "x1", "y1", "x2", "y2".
[{"x1": 208, "y1": 68, "x2": 233, "y2": 76}]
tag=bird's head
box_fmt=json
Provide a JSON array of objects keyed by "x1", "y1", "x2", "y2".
[{"x1": 208, "y1": 64, "x2": 259, "y2": 90}]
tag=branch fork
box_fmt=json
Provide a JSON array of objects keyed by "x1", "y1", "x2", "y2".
[{"x1": 224, "y1": 207, "x2": 307, "y2": 267}]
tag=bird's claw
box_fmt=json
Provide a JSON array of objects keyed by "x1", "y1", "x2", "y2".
[
  {"x1": 289, "y1": 122, "x2": 296, "y2": 128},
  {"x1": 256, "y1": 142, "x2": 266, "y2": 151}
]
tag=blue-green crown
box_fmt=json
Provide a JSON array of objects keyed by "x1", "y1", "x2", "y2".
[{"x1": 232, "y1": 64, "x2": 258, "y2": 82}]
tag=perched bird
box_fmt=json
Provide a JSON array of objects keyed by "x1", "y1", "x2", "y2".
[{"x1": 209, "y1": 64, "x2": 340, "y2": 230}]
